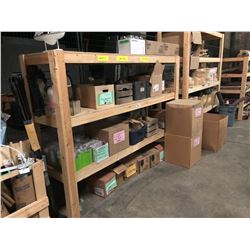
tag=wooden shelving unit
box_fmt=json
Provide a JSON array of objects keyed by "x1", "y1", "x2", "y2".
[
  {"x1": 19, "y1": 50, "x2": 180, "y2": 217},
  {"x1": 157, "y1": 32, "x2": 224, "y2": 112},
  {"x1": 221, "y1": 56, "x2": 250, "y2": 120}
]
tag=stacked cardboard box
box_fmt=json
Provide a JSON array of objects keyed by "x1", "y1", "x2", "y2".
[{"x1": 165, "y1": 99, "x2": 203, "y2": 168}]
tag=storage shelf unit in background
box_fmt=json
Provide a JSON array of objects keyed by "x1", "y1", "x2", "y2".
[
  {"x1": 157, "y1": 32, "x2": 224, "y2": 111},
  {"x1": 19, "y1": 50, "x2": 180, "y2": 218},
  {"x1": 221, "y1": 56, "x2": 250, "y2": 120}
]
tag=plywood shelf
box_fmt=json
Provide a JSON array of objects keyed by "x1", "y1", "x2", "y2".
[
  {"x1": 221, "y1": 73, "x2": 243, "y2": 78},
  {"x1": 35, "y1": 92, "x2": 175, "y2": 128},
  {"x1": 47, "y1": 129, "x2": 165, "y2": 183},
  {"x1": 203, "y1": 104, "x2": 218, "y2": 113},
  {"x1": 180, "y1": 81, "x2": 219, "y2": 95},
  {"x1": 199, "y1": 57, "x2": 221, "y2": 63}
]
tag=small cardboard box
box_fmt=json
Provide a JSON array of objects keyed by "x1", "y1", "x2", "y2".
[
  {"x1": 113, "y1": 164, "x2": 127, "y2": 186},
  {"x1": 149, "y1": 62, "x2": 164, "y2": 97},
  {"x1": 166, "y1": 99, "x2": 203, "y2": 137},
  {"x1": 202, "y1": 113, "x2": 228, "y2": 152},
  {"x1": 118, "y1": 38, "x2": 145, "y2": 55},
  {"x1": 79, "y1": 84, "x2": 115, "y2": 110},
  {"x1": 93, "y1": 123, "x2": 129, "y2": 156},
  {"x1": 92, "y1": 142, "x2": 109, "y2": 163},
  {"x1": 94, "y1": 172, "x2": 117, "y2": 198},
  {"x1": 165, "y1": 133, "x2": 202, "y2": 168},
  {"x1": 136, "y1": 154, "x2": 150, "y2": 173},
  {"x1": 154, "y1": 144, "x2": 164, "y2": 162},
  {"x1": 145, "y1": 40, "x2": 179, "y2": 56}
]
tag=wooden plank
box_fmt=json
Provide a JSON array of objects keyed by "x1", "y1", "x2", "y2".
[
  {"x1": 182, "y1": 32, "x2": 192, "y2": 99},
  {"x1": 223, "y1": 57, "x2": 244, "y2": 62},
  {"x1": 25, "y1": 52, "x2": 49, "y2": 65},
  {"x1": 0, "y1": 170, "x2": 19, "y2": 182},
  {"x1": 180, "y1": 81, "x2": 219, "y2": 95},
  {"x1": 47, "y1": 165, "x2": 62, "y2": 182},
  {"x1": 203, "y1": 104, "x2": 218, "y2": 113},
  {"x1": 237, "y1": 57, "x2": 249, "y2": 120},
  {"x1": 157, "y1": 32, "x2": 162, "y2": 42},
  {"x1": 174, "y1": 56, "x2": 180, "y2": 99},
  {"x1": 32, "y1": 161, "x2": 49, "y2": 218},
  {"x1": 63, "y1": 51, "x2": 177, "y2": 64},
  {"x1": 199, "y1": 57, "x2": 221, "y2": 63},
  {"x1": 34, "y1": 115, "x2": 57, "y2": 128},
  {"x1": 71, "y1": 92, "x2": 175, "y2": 127},
  {"x1": 217, "y1": 34, "x2": 224, "y2": 90},
  {"x1": 5, "y1": 197, "x2": 49, "y2": 218},
  {"x1": 243, "y1": 101, "x2": 250, "y2": 108},
  {"x1": 221, "y1": 73, "x2": 243, "y2": 78},
  {"x1": 202, "y1": 32, "x2": 224, "y2": 39},
  {"x1": 220, "y1": 89, "x2": 241, "y2": 94},
  {"x1": 48, "y1": 50, "x2": 80, "y2": 218},
  {"x1": 76, "y1": 129, "x2": 164, "y2": 182}
]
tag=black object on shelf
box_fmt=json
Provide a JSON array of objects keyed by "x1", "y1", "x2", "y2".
[
  {"x1": 133, "y1": 81, "x2": 150, "y2": 100},
  {"x1": 129, "y1": 125, "x2": 146, "y2": 145}
]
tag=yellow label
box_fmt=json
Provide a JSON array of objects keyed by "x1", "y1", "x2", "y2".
[
  {"x1": 116, "y1": 56, "x2": 128, "y2": 62},
  {"x1": 97, "y1": 55, "x2": 109, "y2": 62},
  {"x1": 139, "y1": 56, "x2": 150, "y2": 62}
]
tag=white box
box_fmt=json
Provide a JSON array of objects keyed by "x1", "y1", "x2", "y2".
[{"x1": 118, "y1": 38, "x2": 145, "y2": 55}]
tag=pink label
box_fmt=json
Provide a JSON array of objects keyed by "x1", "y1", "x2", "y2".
[
  {"x1": 195, "y1": 107, "x2": 202, "y2": 117},
  {"x1": 193, "y1": 136, "x2": 200, "y2": 147},
  {"x1": 113, "y1": 130, "x2": 125, "y2": 144}
]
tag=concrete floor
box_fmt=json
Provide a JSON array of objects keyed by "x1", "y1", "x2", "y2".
[{"x1": 79, "y1": 119, "x2": 250, "y2": 218}]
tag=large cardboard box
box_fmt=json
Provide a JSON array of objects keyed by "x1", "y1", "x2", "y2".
[
  {"x1": 165, "y1": 133, "x2": 202, "y2": 168},
  {"x1": 149, "y1": 62, "x2": 164, "y2": 96},
  {"x1": 91, "y1": 123, "x2": 129, "y2": 156},
  {"x1": 118, "y1": 38, "x2": 145, "y2": 55},
  {"x1": 94, "y1": 172, "x2": 117, "y2": 198},
  {"x1": 202, "y1": 113, "x2": 228, "y2": 152},
  {"x1": 166, "y1": 99, "x2": 203, "y2": 137},
  {"x1": 79, "y1": 84, "x2": 115, "y2": 110},
  {"x1": 145, "y1": 40, "x2": 179, "y2": 56}
]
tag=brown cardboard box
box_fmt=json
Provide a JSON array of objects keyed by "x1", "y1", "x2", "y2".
[
  {"x1": 166, "y1": 99, "x2": 203, "y2": 137},
  {"x1": 149, "y1": 62, "x2": 164, "y2": 97},
  {"x1": 94, "y1": 172, "x2": 117, "y2": 198},
  {"x1": 165, "y1": 133, "x2": 202, "y2": 168},
  {"x1": 11, "y1": 174, "x2": 36, "y2": 210},
  {"x1": 92, "y1": 123, "x2": 129, "y2": 156},
  {"x1": 202, "y1": 113, "x2": 228, "y2": 152},
  {"x1": 145, "y1": 40, "x2": 179, "y2": 56},
  {"x1": 113, "y1": 164, "x2": 127, "y2": 186},
  {"x1": 79, "y1": 84, "x2": 115, "y2": 110},
  {"x1": 136, "y1": 154, "x2": 150, "y2": 173}
]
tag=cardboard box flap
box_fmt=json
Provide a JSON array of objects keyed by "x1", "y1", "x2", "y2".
[
  {"x1": 150, "y1": 61, "x2": 164, "y2": 85},
  {"x1": 167, "y1": 99, "x2": 201, "y2": 107},
  {"x1": 192, "y1": 32, "x2": 202, "y2": 44},
  {"x1": 113, "y1": 164, "x2": 127, "y2": 175}
]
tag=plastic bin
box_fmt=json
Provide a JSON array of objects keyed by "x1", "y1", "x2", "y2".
[{"x1": 219, "y1": 105, "x2": 236, "y2": 127}]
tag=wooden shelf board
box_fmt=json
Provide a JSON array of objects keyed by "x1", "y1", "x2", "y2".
[
  {"x1": 223, "y1": 57, "x2": 245, "y2": 62},
  {"x1": 35, "y1": 92, "x2": 175, "y2": 128},
  {"x1": 221, "y1": 73, "x2": 243, "y2": 78},
  {"x1": 202, "y1": 32, "x2": 224, "y2": 40},
  {"x1": 220, "y1": 87, "x2": 241, "y2": 94},
  {"x1": 180, "y1": 82, "x2": 219, "y2": 95},
  {"x1": 247, "y1": 72, "x2": 250, "y2": 77},
  {"x1": 47, "y1": 129, "x2": 164, "y2": 183},
  {"x1": 64, "y1": 51, "x2": 179, "y2": 64},
  {"x1": 243, "y1": 101, "x2": 250, "y2": 108},
  {"x1": 203, "y1": 104, "x2": 218, "y2": 113},
  {"x1": 199, "y1": 57, "x2": 221, "y2": 63}
]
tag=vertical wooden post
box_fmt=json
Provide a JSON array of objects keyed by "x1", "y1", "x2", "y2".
[
  {"x1": 217, "y1": 34, "x2": 224, "y2": 90},
  {"x1": 19, "y1": 55, "x2": 42, "y2": 143},
  {"x1": 174, "y1": 56, "x2": 180, "y2": 99},
  {"x1": 237, "y1": 57, "x2": 248, "y2": 120},
  {"x1": 48, "y1": 50, "x2": 80, "y2": 218},
  {"x1": 157, "y1": 32, "x2": 162, "y2": 42},
  {"x1": 182, "y1": 32, "x2": 191, "y2": 99}
]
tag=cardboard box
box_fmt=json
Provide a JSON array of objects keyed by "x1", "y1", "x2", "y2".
[
  {"x1": 92, "y1": 123, "x2": 129, "y2": 156},
  {"x1": 11, "y1": 174, "x2": 36, "y2": 210},
  {"x1": 113, "y1": 164, "x2": 127, "y2": 186},
  {"x1": 202, "y1": 113, "x2": 228, "y2": 152},
  {"x1": 145, "y1": 40, "x2": 179, "y2": 56},
  {"x1": 79, "y1": 84, "x2": 115, "y2": 110},
  {"x1": 165, "y1": 133, "x2": 202, "y2": 168},
  {"x1": 136, "y1": 154, "x2": 150, "y2": 173},
  {"x1": 154, "y1": 144, "x2": 164, "y2": 162},
  {"x1": 166, "y1": 99, "x2": 203, "y2": 137},
  {"x1": 118, "y1": 38, "x2": 145, "y2": 55},
  {"x1": 94, "y1": 172, "x2": 117, "y2": 198},
  {"x1": 149, "y1": 62, "x2": 164, "y2": 97}
]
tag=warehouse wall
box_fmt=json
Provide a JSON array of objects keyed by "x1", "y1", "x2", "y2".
[{"x1": 229, "y1": 32, "x2": 250, "y2": 56}]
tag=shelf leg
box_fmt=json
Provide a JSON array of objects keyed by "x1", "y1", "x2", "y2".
[{"x1": 48, "y1": 50, "x2": 80, "y2": 218}]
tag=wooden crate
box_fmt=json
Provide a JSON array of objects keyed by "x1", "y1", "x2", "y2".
[
  {"x1": 115, "y1": 83, "x2": 133, "y2": 104},
  {"x1": 1, "y1": 141, "x2": 49, "y2": 218}
]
